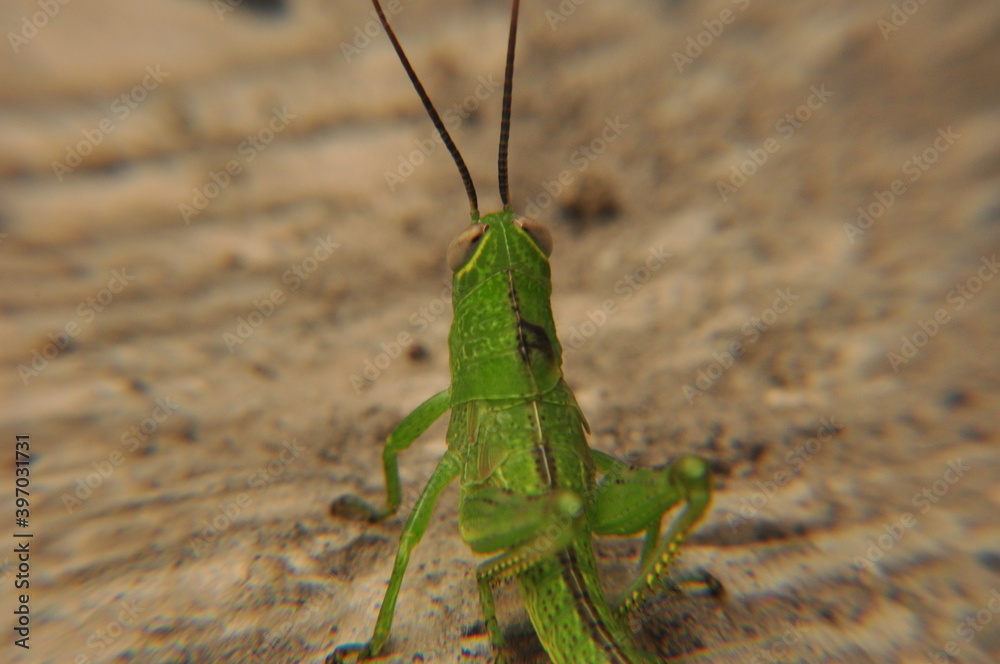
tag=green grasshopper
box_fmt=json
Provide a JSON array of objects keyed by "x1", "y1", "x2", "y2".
[{"x1": 329, "y1": 1, "x2": 714, "y2": 662}]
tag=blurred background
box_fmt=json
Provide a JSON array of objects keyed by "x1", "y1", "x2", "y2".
[{"x1": 1, "y1": 0, "x2": 998, "y2": 662}]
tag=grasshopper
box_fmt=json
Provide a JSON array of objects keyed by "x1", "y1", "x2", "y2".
[{"x1": 329, "y1": 1, "x2": 715, "y2": 662}]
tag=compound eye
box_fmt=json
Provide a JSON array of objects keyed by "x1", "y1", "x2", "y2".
[
  {"x1": 447, "y1": 223, "x2": 488, "y2": 272},
  {"x1": 514, "y1": 217, "x2": 553, "y2": 257}
]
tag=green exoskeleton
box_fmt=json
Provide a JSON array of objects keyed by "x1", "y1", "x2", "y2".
[{"x1": 329, "y1": 1, "x2": 715, "y2": 662}]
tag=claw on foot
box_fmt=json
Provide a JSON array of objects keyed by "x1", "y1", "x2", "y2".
[
  {"x1": 326, "y1": 642, "x2": 371, "y2": 664},
  {"x1": 330, "y1": 495, "x2": 382, "y2": 522}
]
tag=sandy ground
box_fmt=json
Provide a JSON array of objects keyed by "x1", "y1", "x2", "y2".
[{"x1": 1, "y1": 0, "x2": 999, "y2": 662}]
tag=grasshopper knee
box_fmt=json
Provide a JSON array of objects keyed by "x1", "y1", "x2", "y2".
[
  {"x1": 551, "y1": 487, "x2": 585, "y2": 521},
  {"x1": 672, "y1": 455, "x2": 712, "y2": 508},
  {"x1": 674, "y1": 455, "x2": 710, "y2": 484}
]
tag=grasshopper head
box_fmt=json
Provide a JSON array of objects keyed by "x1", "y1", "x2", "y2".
[{"x1": 447, "y1": 210, "x2": 552, "y2": 298}]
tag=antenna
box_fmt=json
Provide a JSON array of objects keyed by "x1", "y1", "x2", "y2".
[
  {"x1": 371, "y1": 0, "x2": 480, "y2": 220},
  {"x1": 498, "y1": 0, "x2": 520, "y2": 210}
]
